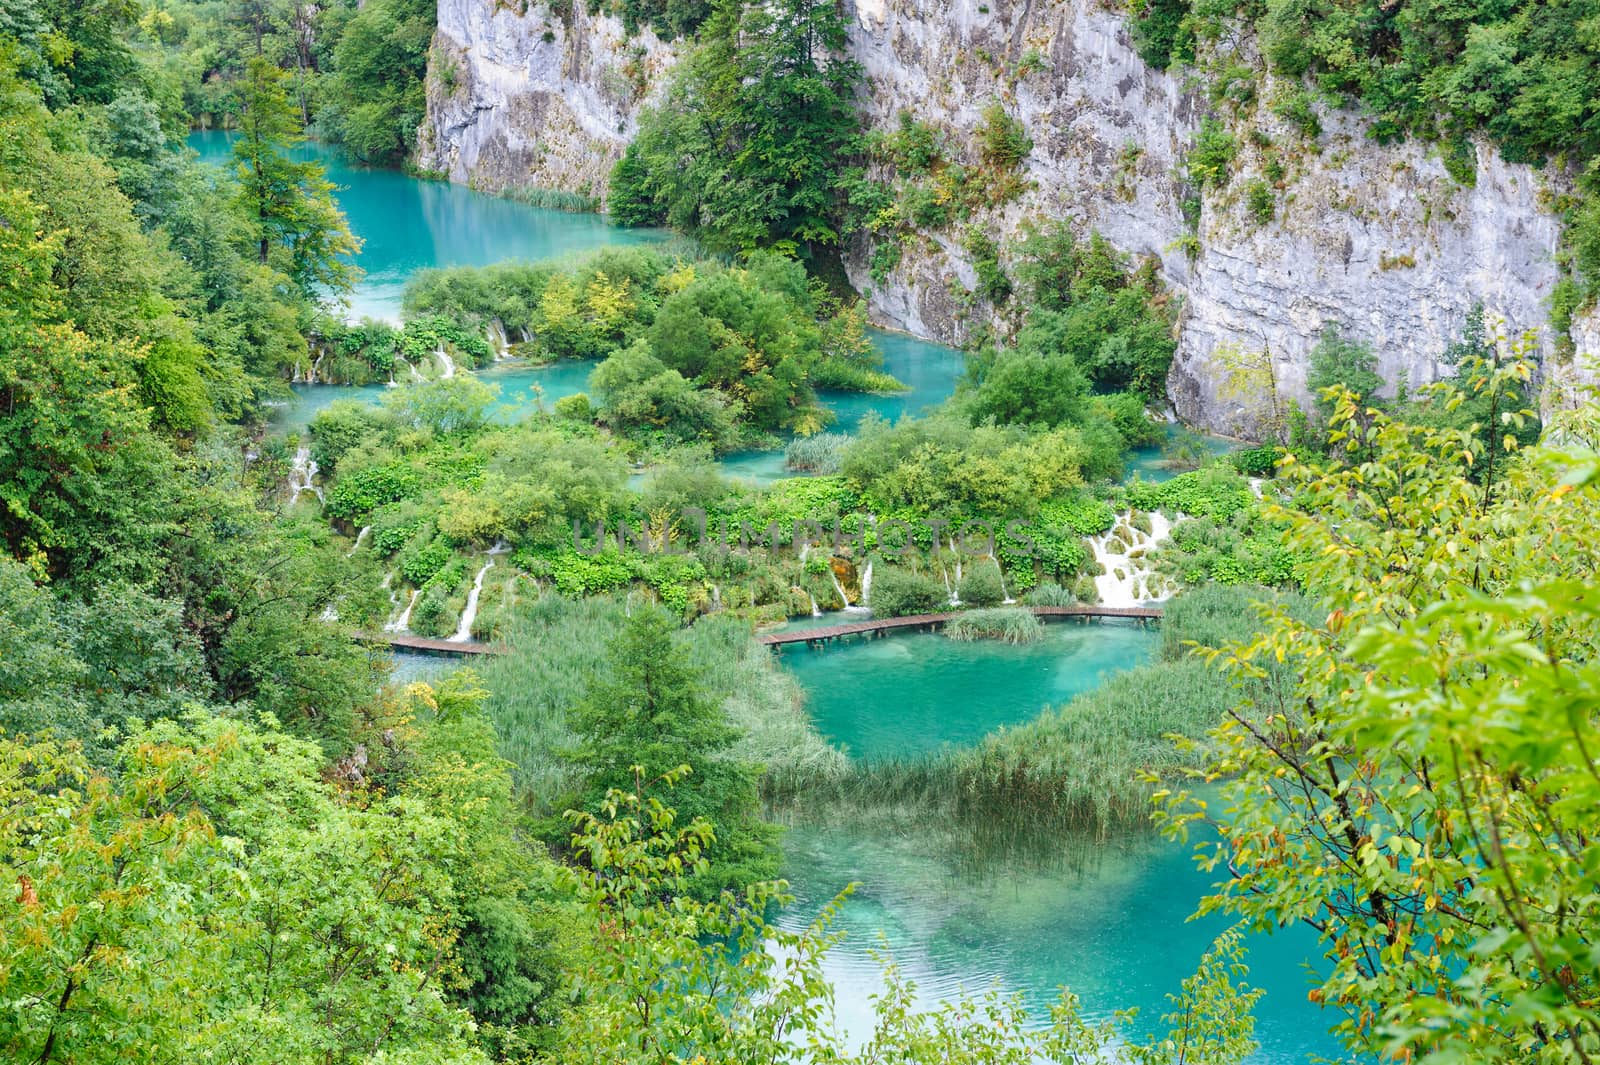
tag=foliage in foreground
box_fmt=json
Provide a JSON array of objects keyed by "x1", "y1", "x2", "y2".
[
  {"x1": 1162, "y1": 366, "x2": 1600, "y2": 1061},
  {"x1": 0, "y1": 676, "x2": 568, "y2": 1064},
  {"x1": 552, "y1": 775, "x2": 1263, "y2": 1065}
]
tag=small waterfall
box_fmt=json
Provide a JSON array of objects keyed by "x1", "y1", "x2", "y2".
[
  {"x1": 859, "y1": 562, "x2": 873, "y2": 605},
  {"x1": 384, "y1": 589, "x2": 420, "y2": 633},
  {"x1": 309, "y1": 350, "x2": 326, "y2": 383},
  {"x1": 1088, "y1": 510, "x2": 1175, "y2": 607},
  {"x1": 487, "y1": 320, "x2": 511, "y2": 360},
  {"x1": 435, "y1": 346, "x2": 456, "y2": 379},
  {"x1": 346, "y1": 526, "x2": 371, "y2": 556},
  {"x1": 449, "y1": 558, "x2": 495, "y2": 643},
  {"x1": 387, "y1": 370, "x2": 398, "y2": 388},
  {"x1": 999, "y1": 567, "x2": 1016, "y2": 604},
  {"x1": 711, "y1": 583, "x2": 722, "y2": 608},
  {"x1": 829, "y1": 570, "x2": 852, "y2": 608},
  {"x1": 809, "y1": 592, "x2": 822, "y2": 618},
  {"x1": 288, "y1": 445, "x2": 323, "y2": 504},
  {"x1": 319, "y1": 603, "x2": 338, "y2": 622}
]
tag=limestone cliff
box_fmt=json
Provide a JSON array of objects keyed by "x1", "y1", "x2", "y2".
[
  {"x1": 417, "y1": 0, "x2": 674, "y2": 201},
  {"x1": 423, "y1": 0, "x2": 1599, "y2": 434}
]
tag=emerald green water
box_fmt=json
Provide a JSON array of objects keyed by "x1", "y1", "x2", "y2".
[
  {"x1": 189, "y1": 131, "x2": 663, "y2": 321},
  {"x1": 774, "y1": 628, "x2": 1343, "y2": 1062},
  {"x1": 779, "y1": 621, "x2": 1157, "y2": 759}
]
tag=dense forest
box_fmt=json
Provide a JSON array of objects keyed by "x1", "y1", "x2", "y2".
[{"x1": 4, "y1": 0, "x2": 1600, "y2": 1062}]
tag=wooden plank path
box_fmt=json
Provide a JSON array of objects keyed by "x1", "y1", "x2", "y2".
[
  {"x1": 357, "y1": 605, "x2": 1160, "y2": 656},
  {"x1": 355, "y1": 632, "x2": 507, "y2": 657},
  {"x1": 757, "y1": 605, "x2": 1162, "y2": 648}
]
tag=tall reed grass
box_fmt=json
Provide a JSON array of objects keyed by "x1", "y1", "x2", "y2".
[
  {"x1": 943, "y1": 607, "x2": 1044, "y2": 644},
  {"x1": 766, "y1": 584, "x2": 1309, "y2": 844},
  {"x1": 478, "y1": 594, "x2": 847, "y2": 813}
]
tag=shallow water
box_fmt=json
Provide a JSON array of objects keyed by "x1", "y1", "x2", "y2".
[{"x1": 774, "y1": 627, "x2": 1343, "y2": 1062}]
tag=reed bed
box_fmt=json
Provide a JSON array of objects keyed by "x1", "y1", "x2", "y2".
[
  {"x1": 767, "y1": 584, "x2": 1309, "y2": 842},
  {"x1": 479, "y1": 594, "x2": 848, "y2": 813},
  {"x1": 943, "y1": 607, "x2": 1044, "y2": 644}
]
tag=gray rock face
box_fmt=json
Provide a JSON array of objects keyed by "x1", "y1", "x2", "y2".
[
  {"x1": 418, "y1": 0, "x2": 675, "y2": 201},
  {"x1": 424, "y1": 0, "x2": 1599, "y2": 435}
]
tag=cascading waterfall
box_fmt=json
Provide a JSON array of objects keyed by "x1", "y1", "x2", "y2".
[
  {"x1": 487, "y1": 320, "x2": 511, "y2": 360},
  {"x1": 310, "y1": 350, "x2": 326, "y2": 382},
  {"x1": 435, "y1": 346, "x2": 456, "y2": 379},
  {"x1": 449, "y1": 558, "x2": 495, "y2": 642},
  {"x1": 809, "y1": 592, "x2": 823, "y2": 617},
  {"x1": 998, "y1": 567, "x2": 1015, "y2": 604},
  {"x1": 1088, "y1": 511, "x2": 1174, "y2": 607},
  {"x1": 859, "y1": 562, "x2": 873, "y2": 606},
  {"x1": 347, "y1": 526, "x2": 371, "y2": 556},
  {"x1": 385, "y1": 589, "x2": 420, "y2": 633},
  {"x1": 319, "y1": 603, "x2": 338, "y2": 622},
  {"x1": 288, "y1": 445, "x2": 323, "y2": 504},
  {"x1": 829, "y1": 570, "x2": 852, "y2": 608}
]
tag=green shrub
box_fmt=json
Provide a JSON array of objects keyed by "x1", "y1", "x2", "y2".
[
  {"x1": 1244, "y1": 178, "x2": 1274, "y2": 225},
  {"x1": 1231, "y1": 446, "x2": 1278, "y2": 477},
  {"x1": 944, "y1": 606, "x2": 1043, "y2": 644},
  {"x1": 1272, "y1": 87, "x2": 1322, "y2": 141},
  {"x1": 1186, "y1": 118, "x2": 1237, "y2": 189},
  {"x1": 978, "y1": 103, "x2": 1032, "y2": 170},
  {"x1": 958, "y1": 560, "x2": 1007, "y2": 606},
  {"x1": 869, "y1": 566, "x2": 946, "y2": 617},
  {"x1": 785, "y1": 433, "x2": 849, "y2": 474},
  {"x1": 401, "y1": 540, "x2": 453, "y2": 586},
  {"x1": 963, "y1": 226, "x2": 1012, "y2": 304},
  {"x1": 554, "y1": 392, "x2": 594, "y2": 421},
  {"x1": 1023, "y1": 581, "x2": 1075, "y2": 606}
]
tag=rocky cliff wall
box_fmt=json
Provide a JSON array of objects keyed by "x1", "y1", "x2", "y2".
[
  {"x1": 423, "y1": 0, "x2": 1599, "y2": 435},
  {"x1": 417, "y1": 0, "x2": 674, "y2": 202}
]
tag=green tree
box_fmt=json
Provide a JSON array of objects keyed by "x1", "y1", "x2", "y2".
[
  {"x1": 567, "y1": 607, "x2": 773, "y2": 894},
  {"x1": 232, "y1": 56, "x2": 359, "y2": 299},
  {"x1": 325, "y1": 0, "x2": 434, "y2": 164},
  {"x1": 1160, "y1": 362, "x2": 1600, "y2": 1061},
  {"x1": 608, "y1": 0, "x2": 862, "y2": 256}
]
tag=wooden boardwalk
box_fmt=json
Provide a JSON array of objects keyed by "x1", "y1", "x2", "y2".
[
  {"x1": 358, "y1": 605, "x2": 1160, "y2": 656},
  {"x1": 356, "y1": 632, "x2": 507, "y2": 657},
  {"x1": 757, "y1": 604, "x2": 1162, "y2": 648}
]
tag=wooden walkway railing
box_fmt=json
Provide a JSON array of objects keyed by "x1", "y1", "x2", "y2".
[
  {"x1": 357, "y1": 605, "x2": 1161, "y2": 656},
  {"x1": 756, "y1": 605, "x2": 1162, "y2": 648},
  {"x1": 355, "y1": 633, "x2": 507, "y2": 657}
]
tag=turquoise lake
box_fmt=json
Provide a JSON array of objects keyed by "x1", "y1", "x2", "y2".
[
  {"x1": 189, "y1": 130, "x2": 663, "y2": 322},
  {"x1": 772, "y1": 627, "x2": 1343, "y2": 1062},
  {"x1": 198, "y1": 131, "x2": 1326, "y2": 1059}
]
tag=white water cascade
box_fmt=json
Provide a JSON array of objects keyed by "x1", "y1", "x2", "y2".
[
  {"x1": 809, "y1": 592, "x2": 823, "y2": 617},
  {"x1": 859, "y1": 562, "x2": 873, "y2": 607},
  {"x1": 1087, "y1": 511, "x2": 1175, "y2": 608},
  {"x1": 435, "y1": 346, "x2": 456, "y2": 379},
  {"x1": 288, "y1": 446, "x2": 323, "y2": 504},
  {"x1": 347, "y1": 526, "x2": 371, "y2": 556},
  {"x1": 487, "y1": 320, "x2": 511, "y2": 360},
  {"x1": 449, "y1": 558, "x2": 495, "y2": 642},
  {"x1": 829, "y1": 570, "x2": 852, "y2": 608},
  {"x1": 385, "y1": 589, "x2": 420, "y2": 633}
]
